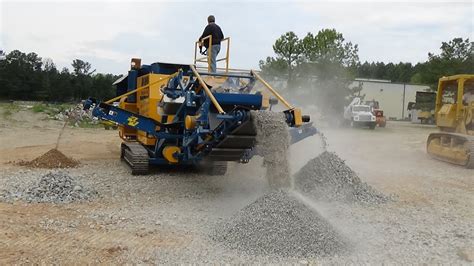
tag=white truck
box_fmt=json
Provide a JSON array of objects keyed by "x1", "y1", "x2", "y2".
[{"x1": 343, "y1": 97, "x2": 377, "y2": 129}]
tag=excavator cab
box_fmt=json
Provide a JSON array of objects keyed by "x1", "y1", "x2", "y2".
[{"x1": 427, "y1": 75, "x2": 474, "y2": 168}]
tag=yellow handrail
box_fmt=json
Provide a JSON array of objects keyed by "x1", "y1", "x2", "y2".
[
  {"x1": 190, "y1": 65, "x2": 225, "y2": 114},
  {"x1": 194, "y1": 36, "x2": 230, "y2": 73},
  {"x1": 251, "y1": 70, "x2": 294, "y2": 110}
]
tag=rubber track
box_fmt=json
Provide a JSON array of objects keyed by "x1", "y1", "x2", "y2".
[
  {"x1": 466, "y1": 141, "x2": 474, "y2": 169},
  {"x1": 121, "y1": 142, "x2": 149, "y2": 175},
  {"x1": 427, "y1": 133, "x2": 474, "y2": 169}
]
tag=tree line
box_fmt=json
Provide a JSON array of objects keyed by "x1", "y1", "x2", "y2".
[
  {"x1": 0, "y1": 32, "x2": 472, "y2": 108},
  {"x1": 0, "y1": 50, "x2": 120, "y2": 101},
  {"x1": 357, "y1": 38, "x2": 473, "y2": 85},
  {"x1": 258, "y1": 30, "x2": 473, "y2": 115}
]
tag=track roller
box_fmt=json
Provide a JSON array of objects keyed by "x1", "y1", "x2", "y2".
[{"x1": 427, "y1": 133, "x2": 474, "y2": 169}]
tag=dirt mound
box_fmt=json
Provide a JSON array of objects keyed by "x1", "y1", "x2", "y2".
[
  {"x1": 294, "y1": 151, "x2": 389, "y2": 204},
  {"x1": 251, "y1": 111, "x2": 290, "y2": 188},
  {"x1": 18, "y1": 149, "x2": 79, "y2": 168},
  {"x1": 212, "y1": 190, "x2": 349, "y2": 258}
]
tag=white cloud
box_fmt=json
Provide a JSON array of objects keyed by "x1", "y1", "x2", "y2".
[{"x1": 1, "y1": 1, "x2": 168, "y2": 72}]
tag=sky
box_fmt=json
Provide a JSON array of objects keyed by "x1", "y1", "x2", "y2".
[{"x1": 1, "y1": 0, "x2": 473, "y2": 74}]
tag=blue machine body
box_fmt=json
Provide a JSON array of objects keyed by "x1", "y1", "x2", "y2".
[{"x1": 86, "y1": 62, "x2": 274, "y2": 167}]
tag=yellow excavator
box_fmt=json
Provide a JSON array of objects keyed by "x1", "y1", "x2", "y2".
[{"x1": 427, "y1": 74, "x2": 474, "y2": 168}]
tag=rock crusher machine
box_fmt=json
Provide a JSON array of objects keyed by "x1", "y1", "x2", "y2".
[
  {"x1": 84, "y1": 44, "x2": 315, "y2": 174},
  {"x1": 427, "y1": 74, "x2": 474, "y2": 168}
]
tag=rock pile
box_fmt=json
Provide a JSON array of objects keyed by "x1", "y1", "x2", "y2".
[
  {"x1": 294, "y1": 151, "x2": 389, "y2": 204},
  {"x1": 23, "y1": 171, "x2": 97, "y2": 203},
  {"x1": 18, "y1": 149, "x2": 79, "y2": 169},
  {"x1": 212, "y1": 190, "x2": 349, "y2": 258},
  {"x1": 54, "y1": 102, "x2": 97, "y2": 127},
  {"x1": 251, "y1": 111, "x2": 291, "y2": 189}
]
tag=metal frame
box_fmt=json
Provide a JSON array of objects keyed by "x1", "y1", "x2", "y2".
[
  {"x1": 86, "y1": 66, "x2": 265, "y2": 166},
  {"x1": 84, "y1": 50, "x2": 314, "y2": 169},
  {"x1": 194, "y1": 35, "x2": 230, "y2": 73}
]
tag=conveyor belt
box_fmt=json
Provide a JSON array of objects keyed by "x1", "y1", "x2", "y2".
[{"x1": 208, "y1": 117, "x2": 257, "y2": 161}]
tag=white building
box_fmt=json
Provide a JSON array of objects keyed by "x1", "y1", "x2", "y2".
[{"x1": 353, "y1": 79, "x2": 430, "y2": 120}]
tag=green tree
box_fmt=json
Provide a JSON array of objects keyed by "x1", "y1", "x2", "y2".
[
  {"x1": 91, "y1": 73, "x2": 117, "y2": 100},
  {"x1": 356, "y1": 61, "x2": 416, "y2": 83},
  {"x1": 271, "y1": 32, "x2": 303, "y2": 83},
  {"x1": 258, "y1": 57, "x2": 288, "y2": 77},
  {"x1": 417, "y1": 37, "x2": 474, "y2": 89},
  {"x1": 301, "y1": 29, "x2": 359, "y2": 68},
  {"x1": 299, "y1": 29, "x2": 360, "y2": 115},
  {"x1": 72, "y1": 59, "x2": 93, "y2": 76},
  {"x1": 259, "y1": 29, "x2": 361, "y2": 117},
  {"x1": 71, "y1": 59, "x2": 96, "y2": 100},
  {"x1": 0, "y1": 50, "x2": 117, "y2": 101},
  {"x1": 0, "y1": 50, "x2": 43, "y2": 99}
]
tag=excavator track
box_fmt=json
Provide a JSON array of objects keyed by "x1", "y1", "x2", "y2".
[
  {"x1": 466, "y1": 141, "x2": 474, "y2": 169},
  {"x1": 121, "y1": 142, "x2": 149, "y2": 175},
  {"x1": 427, "y1": 132, "x2": 474, "y2": 169}
]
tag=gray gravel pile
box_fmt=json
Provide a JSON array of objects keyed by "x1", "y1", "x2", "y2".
[
  {"x1": 1, "y1": 171, "x2": 98, "y2": 203},
  {"x1": 212, "y1": 190, "x2": 349, "y2": 258},
  {"x1": 295, "y1": 151, "x2": 389, "y2": 204},
  {"x1": 251, "y1": 111, "x2": 290, "y2": 188},
  {"x1": 54, "y1": 102, "x2": 98, "y2": 127}
]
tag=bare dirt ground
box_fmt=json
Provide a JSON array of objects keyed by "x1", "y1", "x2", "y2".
[{"x1": 0, "y1": 108, "x2": 473, "y2": 264}]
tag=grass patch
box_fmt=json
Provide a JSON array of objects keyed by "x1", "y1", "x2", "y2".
[
  {"x1": 3, "y1": 109, "x2": 13, "y2": 117},
  {"x1": 76, "y1": 120, "x2": 103, "y2": 128},
  {"x1": 32, "y1": 103, "x2": 75, "y2": 116},
  {"x1": 1, "y1": 102, "x2": 21, "y2": 118},
  {"x1": 32, "y1": 103, "x2": 47, "y2": 113}
]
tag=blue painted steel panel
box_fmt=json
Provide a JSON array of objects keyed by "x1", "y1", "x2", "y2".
[
  {"x1": 214, "y1": 93, "x2": 262, "y2": 109},
  {"x1": 93, "y1": 104, "x2": 158, "y2": 134},
  {"x1": 150, "y1": 62, "x2": 191, "y2": 75},
  {"x1": 127, "y1": 70, "x2": 138, "y2": 102}
]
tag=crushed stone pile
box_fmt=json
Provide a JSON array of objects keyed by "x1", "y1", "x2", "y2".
[
  {"x1": 4, "y1": 171, "x2": 97, "y2": 203},
  {"x1": 212, "y1": 190, "x2": 349, "y2": 258},
  {"x1": 294, "y1": 151, "x2": 389, "y2": 204},
  {"x1": 25, "y1": 172, "x2": 97, "y2": 203},
  {"x1": 251, "y1": 111, "x2": 290, "y2": 188},
  {"x1": 18, "y1": 149, "x2": 79, "y2": 169}
]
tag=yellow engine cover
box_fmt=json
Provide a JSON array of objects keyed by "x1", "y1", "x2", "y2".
[{"x1": 436, "y1": 104, "x2": 457, "y2": 128}]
